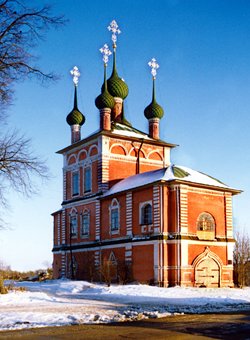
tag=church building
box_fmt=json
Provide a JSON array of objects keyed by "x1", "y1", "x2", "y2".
[{"x1": 52, "y1": 21, "x2": 240, "y2": 287}]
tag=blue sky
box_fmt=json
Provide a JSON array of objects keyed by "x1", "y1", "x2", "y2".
[{"x1": 1, "y1": 0, "x2": 250, "y2": 271}]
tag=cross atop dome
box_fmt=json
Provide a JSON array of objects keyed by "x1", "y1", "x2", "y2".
[
  {"x1": 108, "y1": 20, "x2": 121, "y2": 48},
  {"x1": 99, "y1": 43, "x2": 112, "y2": 65},
  {"x1": 70, "y1": 66, "x2": 80, "y2": 86},
  {"x1": 148, "y1": 58, "x2": 159, "y2": 79}
]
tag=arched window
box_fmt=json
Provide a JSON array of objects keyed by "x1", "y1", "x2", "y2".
[
  {"x1": 109, "y1": 251, "x2": 117, "y2": 265},
  {"x1": 140, "y1": 202, "x2": 153, "y2": 225},
  {"x1": 69, "y1": 210, "x2": 78, "y2": 238},
  {"x1": 110, "y1": 199, "x2": 120, "y2": 233},
  {"x1": 81, "y1": 210, "x2": 90, "y2": 237},
  {"x1": 197, "y1": 212, "x2": 215, "y2": 231}
]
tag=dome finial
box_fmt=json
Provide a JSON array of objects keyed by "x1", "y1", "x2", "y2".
[
  {"x1": 144, "y1": 58, "x2": 164, "y2": 120},
  {"x1": 95, "y1": 44, "x2": 115, "y2": 110},
  {"x1": 70, "y1": 66, "x2": 80, "y2": 87},
  {"x1": 105, "y1": 20, "x2": 129, "y2": 101},
  {"x1": 67, "y1": 66, "x2": 85, "y2": 144},
  {"x1": 108, "y1": 19, "x2": 121, "y2": 49},
  {"x1": 144, "y1": 58, "x2": 164, "y2": 139},
  {"x1": 148, "y1": 58, "x2": 159, "y2": 80},
  {"x1": 70, "y1": 66, "x2": 80, "y2": 110}
]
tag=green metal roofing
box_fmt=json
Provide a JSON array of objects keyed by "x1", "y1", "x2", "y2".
[
  {"x1": 144, "y1": 78, "x2": 164, "y2": 119},
  {"x1": 106, "y1": 48, "x2": 129, "y2": 100},
  {"x1": 95, "y1": 65, "x2": 115, "y2": 110},
  {"x1": 66, "y1": 86, "x2": 85, "y2": 126}
]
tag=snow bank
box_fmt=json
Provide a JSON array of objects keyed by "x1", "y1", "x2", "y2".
[{"x1": 0, "y1": 280, "x2": 250, "y2": 331}]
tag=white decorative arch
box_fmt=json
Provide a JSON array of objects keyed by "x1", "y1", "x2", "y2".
[
  {"x1": 67, "y1": 154, "x2": 77, "y2": 165},
  {"x1": 128, "y1": 147, "x2": 146, "y2": 158},
  {"x1": 147, "y1": 150, "x2": 163, "y2": 161},
  {"x1": 69, "y1": 207, "x2": 77, "y2": 215},
  {"x1": 192, "y1": 247, "x2": 222, "y2": 288},
  {"x1": 88, "y1": 145, "x2": 98, "y2": 157},
  {"x1": 78, "y1": 150, "x2": 87, "y2": 162},
  {"x1": 192, "y1": 246, "x2": 223, "y2": 268},
  {"x1": 110, "y1": 143, "x2": 128, "y2": 156}
]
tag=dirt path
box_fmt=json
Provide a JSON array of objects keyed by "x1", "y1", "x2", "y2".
[{"x1": 1, "y1": 312, "x2": 250, "y2": 340}]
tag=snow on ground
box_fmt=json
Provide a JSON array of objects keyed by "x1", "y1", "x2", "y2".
[{"x1": 1, "y1": 280, "x2": 250, "y2": 331}]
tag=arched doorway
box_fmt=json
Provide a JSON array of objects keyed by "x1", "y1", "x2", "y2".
[{"x1": 195, "y1": 257, "x2": 220, "y2": 287}]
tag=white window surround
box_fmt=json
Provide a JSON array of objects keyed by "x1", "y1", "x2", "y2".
[
  {"x1": 69, "y1": 212, "x2": 78, "y2": 239},
  {"x1": 109, "y1": 198, "x2": 120, "y2": 234},
  {"x1": 81, "y1": 210, "x2": 90, "y2": 238}
]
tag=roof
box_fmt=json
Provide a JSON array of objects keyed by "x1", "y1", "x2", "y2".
[
  {"x1": 111, "y1": 122, "x2": 153, "y2": 140},
  {"x1": 102, "y1": 164, "x2": 241, "y2": 197}
]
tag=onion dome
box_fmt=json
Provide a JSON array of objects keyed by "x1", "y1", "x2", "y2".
[
  {"x1": 144, "y1": 77, "x2": 164, "y2": 119},
  {"x1": 95, "y1": 65, "x2": 115, "y2": 110},
  {"x1": 106, "y1": 48, "x2": 129, "y2": 100},
  {"x1": 66, "y1": 86, "x2": 85, "y2": 126}
]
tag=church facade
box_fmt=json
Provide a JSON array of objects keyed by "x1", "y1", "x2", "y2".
[{"x1": 52, "y1": 21, "x2": 240, "y2": 287}]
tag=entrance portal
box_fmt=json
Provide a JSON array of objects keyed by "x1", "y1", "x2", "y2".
[{"x1": 195, "y1": 257, "x2": 220, "y2": 287}]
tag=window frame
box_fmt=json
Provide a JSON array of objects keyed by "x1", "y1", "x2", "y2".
[
  {"x1": 81, "y1": 210, "x2": 90, "y2": 238},
  {"x1": 84, "y1": 165, "x2": 92, "y2": 194},
  {"x1": 109, "y1": 198, "x2": 120, "y2": 234},
  {"x1": 70, "y1": 213, "x2": 78, "y2": 239},
  {"x1": 72, "y1": 171, "x2": 79, "y2": 196},
  {"x1": 196, "y1": 212, "x2": 216, "y2": 232},
  {"x1": 139, "y1": 201, "x2": 153, "y2": 225}
]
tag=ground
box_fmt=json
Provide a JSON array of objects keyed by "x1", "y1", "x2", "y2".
[{"x1": 1, "y1": 313, "x2": 250, "y2": 339}]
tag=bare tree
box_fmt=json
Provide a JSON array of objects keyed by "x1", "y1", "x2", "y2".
[
  {"x1": 0, "y1": 1, "x2": 65, "y2": 227},
  {"x1": 0, "y1": 0, "x2": 65, "y2": 111},
  {"x1": 233, "y1": 230, "x2": 250, "y2": 287},
  {"x1": 0, "y1": 131, "x2": 48, "y2": 198}
]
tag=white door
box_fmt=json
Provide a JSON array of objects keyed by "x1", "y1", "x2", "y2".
[{"x1": 195, "y1": 258, "x2": 220, "y2": 287}]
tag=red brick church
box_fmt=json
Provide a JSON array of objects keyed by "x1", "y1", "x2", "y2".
[{"x1": 52, "y1": 21, "x2": 240, "y2": 287}]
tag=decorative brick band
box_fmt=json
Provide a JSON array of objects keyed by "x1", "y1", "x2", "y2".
[
  {"x1": 62, "y1": 209, "x2": 66, "y2": 244},
  {"x1": 63, "y1": 169, "x2": 67, "y2": 200},
  {"x1": 98, "y1": 156, "x2": 109, "y2": 192},
  {"x1": 126, "y1": 191, "x2": 133, "y2": 235},
  {"x1": 61, "y1": 252, "x2": 66, "y2": 277},
  {"x1": 57, "y1": 214, "x2": 61, "y2": 245},
  {"x1": 95, "y1": 200, "x2": 100, "y2": 239},
  {"x1": 180, "y1": 185, "x2": 188, "y2": 231},
  {"x1": 153, "y1": 185, "x2": 160, "y2": 228}
]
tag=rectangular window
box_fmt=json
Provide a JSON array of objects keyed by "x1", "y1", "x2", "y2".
[
  {"x1": 70, "y1": 215, "x2": 77, "y2": 238},
  {"x1": 72, "y1": 172, "x2": 79, "y2": 196},
  {"x1": 111, "y1": 208, "x2": 119, "y2": 231},
  {"x1": 81, "y1": 213, "x2": 90, "y2": 237},
  {"x1": 84, "y1": 166, "x2": 91, "y2": 193}
]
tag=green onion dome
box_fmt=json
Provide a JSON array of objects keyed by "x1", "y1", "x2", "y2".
[
  {"x1": 144, "y1": 78, "x2": 164, "y2": 119},
  {"x1": 95, "y1": 89, "x2": 115, "y2": 109},
  {"x1": 95, "y1": 66, "x2": 115, "y2": 110},
  {"x1": 66, "y1": 86, "x2": 85, "y2": 126},
  {"x1": 106, "y1": 48, "x2": 129, "y2": 100}
]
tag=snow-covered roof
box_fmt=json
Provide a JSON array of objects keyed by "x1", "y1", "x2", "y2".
[
  {"x1": 111, "y1": 122, "x2": 152, "y2": 140},
  {"x1": 103, "y1": 164, "x2": 239, "y2": 197}
]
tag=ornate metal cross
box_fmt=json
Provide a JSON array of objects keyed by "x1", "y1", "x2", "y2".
[
  {"x1": 99, "y1": 43, "x2": 112, "y2": 65},
  {"x1": 108, "y1": 20, "x2": 121, "y2": 45},
  {"x1": 70, "y1": 66, "x2": 80, "y2": 86},
  {"x1": 148, "y1": 58, "x2": 159, "y2": 78}
]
